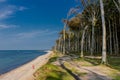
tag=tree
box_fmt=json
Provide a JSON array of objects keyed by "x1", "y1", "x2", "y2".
[
  {"x1": 113, "y1": 0, "x2": 120, "y2": 12},
  {"x1": 100, "y1": 0, "x2": 107, "y2": 64},
  {"x1": 81, "y1": 25, "x2": 88, "y2": 57}
]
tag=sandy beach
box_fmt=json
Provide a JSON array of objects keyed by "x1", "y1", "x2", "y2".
[{"x1": 0, "y1": 51, "x2": 53, "y2": 80}]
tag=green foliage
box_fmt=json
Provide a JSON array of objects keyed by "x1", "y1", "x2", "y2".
[
  {"x1": 113, "y1": 75, "x2": 120, "y2": 80},
  {"x1": 35, "y1": 53, "x2": 75, "y2": 80},
  {"x1": 108, "y1": 57, "x2": 120, "y2": 71},
  {"x1": 76, "y1": 72, "x2": 87, "y2": 76},
  {"x1": 64, "y1": 61, "x2": 87, "y2": 76},
  {"x1": 35, "y1": 64, "x2": 74, "y2": 80},
  {"x1": 74, "y1": 58, "x2": 95, "y2": 66},
  {"x1": 48, "y1": 57, "x2": 58, "y2": 63},
  {"x1": 77, "y1": 56, "x2": 120, "y2": 71},
  {"x1": 84, "y1": 58, "x2": 101, "y2": 65}
]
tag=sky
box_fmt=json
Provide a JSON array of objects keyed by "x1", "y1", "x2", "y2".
[{"x1": 0, "y1": 0, "x2": 79, "y2": 50}]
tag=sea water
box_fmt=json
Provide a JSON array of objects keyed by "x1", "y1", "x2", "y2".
[{"x1": 0, "y1": 50, "x2": 46, "y2": 74}]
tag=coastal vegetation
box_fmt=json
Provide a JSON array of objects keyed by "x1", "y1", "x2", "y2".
[
  {"x1": 34, "y1": 52, "x2": 120, "y2": 80},
  {"x1": 34, "y1": 53, "x2": 75, "y2": 80},
  {"x1": 34, "y1": 0, "x2": 120, "y2": 80},
  {"x1": 54, "y1": 0, "x2": 120, "y2": 64}
]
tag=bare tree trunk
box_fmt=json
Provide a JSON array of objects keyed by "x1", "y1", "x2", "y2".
[
  {"x1": 68, "y1": 30, "x2": 71, "y2": 51},
  {"x1": 76, "y1": 38, "x2": 78, "y2": 51},
  {"x1": 97, "y1": 36, "x2": 99, "y2": 53},
  {"x1": 63, "y1": 23, "x2": 67, "y2": 54},
  {"x1": 60, "y1": 39, "x2": 62, "y2": 52},
  {"x1": 91, "y1": 24, "x2": 95, "y2": 56},
  {"x1": 61, "y1": 39, "x2": 63, "y2": 53},
  {"x1": 112, "y1": 21, "x2": 117, "y2": 55},
  {"x1": 114, "y1": 18, "x2": 119, "y2": 54},
  {"x1": 113, "y1": 0, "x2": 120, "y2": 12},
  {"x1": 58, "y1": 38, "x2": 61, "y2": 51},
  {"x1": 89, "y1": 34, "x2": 91, "y2": 53},
  {"x1": 81, "y1": 25, "x2": 88, "y2": 57},
  {"x1": 77, "y1": 32, "x2": 80, "y2": 53},
  {"x1": 86, "y1": 35, "x2": 88, "y2": 53},
  {"x1": 108, "y1": 20, "x2": 113, "y2": 55},
  {"x1": 100, "y1": 0, "x2": 107, "y2": 64}
]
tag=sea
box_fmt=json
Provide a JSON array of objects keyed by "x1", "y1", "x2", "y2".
[{"x1": 0, "y1": 50, "x2": 47, "y2": 74}]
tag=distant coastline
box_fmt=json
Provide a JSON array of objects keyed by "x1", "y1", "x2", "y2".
[
  {"x1": 0, "y1": 51, "x2": 52, "y2": 80},
  {"x1": 0, "y1": 50, "x2": 47, "y2": 75}
]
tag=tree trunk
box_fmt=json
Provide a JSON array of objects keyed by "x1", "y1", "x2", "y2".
[
  {"x1": 63, "y1": 23, "x2": 67, "y2": 54},
  {"x1": 68, "y1": 30, "x2": 71, "y2": 51},
  {"x1": 91, "y1": 23, "x2": 95, "y2": 56},
  {"x1": 113, "y1": 0, "x2": 120, "y2": 12},
  {"x1": 112, "y1": 20, "x2": 117, "y2": 55},
  {"x1": 88, "y1": 34, "x2": 91, "y2": 53},
  {"x1": 100, "y1": 0, "x2": 107, "y2": 64},
  {"x1": 108, "y1": 20, "x2": 113, "y2": 55},
  {"x1": 81, "y1": 25, "x2": 88, "y2": 57},
  {"x1": 114, "y1": 18, "x2": 119, "y2": 55}
]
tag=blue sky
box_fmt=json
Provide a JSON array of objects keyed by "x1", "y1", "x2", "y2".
[{"x1": 0, "y1": 0, "x2": 78, "y2": 50}]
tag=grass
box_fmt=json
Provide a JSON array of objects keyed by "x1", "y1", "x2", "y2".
[
  {"x1": 114, "y1": 75, "x2": 120, "y2": 80},
  {"x1": 73, "y1": 58, "x2": 94, "y2": 66},
  {"x1": 34, "y1": 54, "x2": 75, "y2": 80},
  {"x1": 48, "y1": 56, "x2": 58, "y2": 63},
  {"x1": 107, "y1": 57, "x2": 120, "y2": 80},
  {"x1": 107, "y1": 57, "x2": 120, "y2": 71},
  {"x1": 34, "y1": 51, "x2": 120, "y2": 80},
  {"x1": 75, "y1": 57, "x2": 120, "y2": 80},
  {"x1": 84, "y1": 58, "x2": 101, "y2": 65},
  {"x1": 75, "y1": 56, "x2": 120, "y2": 71},
  {"x1": 64, "y1": 61, "x2": 87, "y2": 77}
]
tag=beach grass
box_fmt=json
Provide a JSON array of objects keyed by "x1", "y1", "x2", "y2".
[
  {"x1": 34, "y1": 52, "x2": 120, "y2": 80},
  {"x1": 35, "y1": 63, "x2": 74, "y2": 80},
  {"x1": 34, "y1": 53, "x2": 75, "y2": 80}
]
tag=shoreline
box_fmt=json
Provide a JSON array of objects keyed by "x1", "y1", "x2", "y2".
[{"x1": 0, "y1": 51, "x2": 53, "y2": 80}]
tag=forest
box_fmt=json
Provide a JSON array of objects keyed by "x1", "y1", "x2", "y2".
[
  {"x1": 34, "y1": 0, "x2": 120, "y2": 80},
  {"x1": 54, "y1": 0, "x2": 120, "y2": 64}
]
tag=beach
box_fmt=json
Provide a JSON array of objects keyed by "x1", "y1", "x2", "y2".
[{"x1": 0, "y1": 51, "x2": 53, "y2": 80}]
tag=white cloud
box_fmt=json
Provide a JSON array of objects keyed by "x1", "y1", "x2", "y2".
[
  {"x1": 0, "y1": 0, "x2": 6, "y2": 3},
  {"x1": 15, "y1": 30, "x2": 57, "y2": 39},
  {"x1": 16, "y1": 30, "x2": 48, "y2": 39},
  {"x1": 0, "y1": 5, "x2": 27, "y2": 20},
  {"x1": 0, "y1": 29, "x2": 58, "y2": 50},
  {"x1": 19, "y1": 6, "x2": 28, "y2": 11},
  {"x1": 0, "y1": 24, "x2": 18, "y2": 29},
  {"x1": 0, "y1": 5, "x2": 17, "y2": 19}
]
